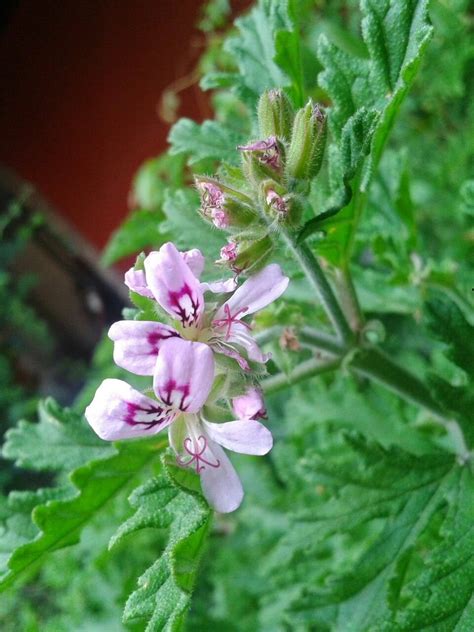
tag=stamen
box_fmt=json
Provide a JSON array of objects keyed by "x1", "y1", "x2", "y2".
[
  {"x1": 212, "y1": 304, "x2": 251, "y2": 340},
  {"x1": 176, "y1": 435, "x2": 220, "y2": 474}
]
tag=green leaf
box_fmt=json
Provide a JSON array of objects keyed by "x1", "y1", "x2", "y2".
[
  {"x1": 162, "y1": 188, "x2": 223, "y2": 262},
  {"x1": 425, "y1": 296, "x2": 474, "y2": 448},
  {"x1": 168, "y1": 118, "x2": 245, "y2": 166},
  {"x1": 300, "y1": 0, "x2": 433, "y2": 258},
  {"x1": 2, "y1": 398, "x2": 113, "y2": 473},
  {"x1": 102, "y1": 208, "x2": 169, "y2": 265},
  {"x1": 0, "y1": 411, "x2": 165, "y2": 590},
  {"x1": 110, "y1": 459, "x2": 211, "y2": 631},
  {"x1": 215, "y1": 0, "x2": 306, "y2": 108},
  {"x1": 426, "y1": 297, "x2": 474, "y2": 377},
  {"x1": 271, "y1": 434, "x2": 474, "y2": 631}
]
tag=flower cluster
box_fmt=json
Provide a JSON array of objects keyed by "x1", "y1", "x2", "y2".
[{"x1": 86, "y1": 242, "x2": 288, "y2": 512}]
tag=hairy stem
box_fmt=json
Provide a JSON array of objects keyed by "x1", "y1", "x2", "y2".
[
  {"x1": 334, "y1": 265, "x2": 364, "y2": 331},
  {"x1": 261, "y1": 356, "x2": 340, "y2": 395},
  {"x1": 282, "y1": 229, "x2": 354, "y2": 344}
]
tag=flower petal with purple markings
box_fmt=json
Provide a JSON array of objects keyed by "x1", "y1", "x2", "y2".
[
  {"x1": 108, "y1": 321, "x2": 180, "y2": 376},
  {"x1": 216, "y1": 263, "x2": 288, "y2": 320},
  {"x1": 153, "y1": 337, "x2": 215, "y2": 413},
  {"x1": 85, "y1": 378, "x2": 176, "y2": 441},
  {"x1": 144, "y1": 242, "x2": 204, "y2": 327}
]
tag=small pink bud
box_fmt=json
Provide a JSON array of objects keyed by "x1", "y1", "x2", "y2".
[
  {"x1": 219, "y1": 241, "x2": 238, "y2": 262},
  {"x1": 238, "y1": 136, "x2": 281, "y2": 171},
  {"x1": 211, "y1": 208, "x2": 229, "y2": 229},
  {"x1": 266, "y1": 189, "x2": 288, "y2": 216},
  {"x1": 198, "y1": 181, "x2": 225, "y2": 209}
]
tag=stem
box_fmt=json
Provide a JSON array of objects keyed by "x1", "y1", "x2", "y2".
[
  {"x1": 261, "y1": 356, "x2": 340, "y2": 395},
  {"x1": 350, "y1": 347, "x2": 446, "y2": 421},
  {"x1": 282, "y1": 229, "x2": 354, "y2": 344},
  {"x1": 334, "y1": 266, "x2": 364, "y2": 331},
  {"x1": 299, "y1": 327, "x2": 346, "y2": 355}
]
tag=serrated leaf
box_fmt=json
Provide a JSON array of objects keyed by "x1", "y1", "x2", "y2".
[
  {"x1": 300, "y1": 0, "x2": 433, "y2": 259},
  {"x1": 168, "y1": 118, "x2": 245, "y2": 166},
  {"x1": 425, "y1": 296, "x2": 474, "y2": 448},
  {"x1": 0, "y1": 427, "x2": 166, "y2": 590},
  {"x1": 220, "y1": 0, "x2": 294, "y2": 107},
  {"x1": 2, "y1": 398, "x2": 113, "y2": 473},
  {"x1": 270, "y1": 434, "x2": 474, "y2": 631},
  {"x1": 111, "y1": 460, "x2": 211, "y2": 631},
  {"x1": 162, "y1": 188, "x2": 223, "y2": 262},
  {"x1": 426, "y1": 297, "x2": 474, "y2": 377},
  {"x1": 102, "y1": 209, "x2": 170, "y2": 265}
]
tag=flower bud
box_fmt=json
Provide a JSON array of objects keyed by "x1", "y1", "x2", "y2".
[
  {"x1": 260, "y1": 180, "x2": 303, "y2": 226},
  {"x1": 195, "y1": 177, "x2": 255, "y2": 228},
  {"x1": 238, "y1": 136, "x2": 283, "y2": 176},
  {"x1": 219, "y1": 236, "x2": 273, "y2": 274},
  {"x1": 286, "y1": 102, "x2": 327, "y2": 182},
  {"x1": 257, "y1": 89, "x2": 294, "y2": 140}
]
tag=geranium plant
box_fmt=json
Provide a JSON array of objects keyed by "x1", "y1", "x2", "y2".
[{"x1": 1, "y1": 1, "x2": 473, "y2": 630}]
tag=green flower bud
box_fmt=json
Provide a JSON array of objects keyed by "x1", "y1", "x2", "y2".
[
  {"x1": 258, "y1": 180, "x2": 303, "y2": 227},
  {"x1": 257, "y1": 89, "x2": 294, "y2": 141},
  {"x1": 195, "y1": 176, "x2": 256, "y2": 228},
  {"x1": 229, "y1": 235, "x2": 273, "y2": 274},
  {"x1": 286, "y1": 101, "x2": 327, "y2": 182},
  {"x1": 241, "y1": 151, "x2": 280, "y2": 188}
]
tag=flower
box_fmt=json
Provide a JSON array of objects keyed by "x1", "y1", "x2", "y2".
[
  {"x1": 196, "y1": 181, "x2": 229, "y2": 228},
  {"x1": 238, "y1": 135, "x2": 281, "y2": 171},
  {"x1": 85, "y1": 340, "x2": 273, "y2": 513},
  {"x1": 113, "y1": 242, "x2": 289, "y2": 374}
]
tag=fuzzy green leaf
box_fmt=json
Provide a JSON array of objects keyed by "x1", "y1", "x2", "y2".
[
  {"x1": 2, "y1": 398, "x2": 113, "y2": 473},
  {"x1": 300, "y1": 0, "x2": 433, "y2": 256},
  {"x1": 0, "y1": 401, "x2": 165, "y2": 590},
  {"x1": 168, "y1": 118, "x2": 245, "y2": 166},
  {"x1": 110, "y1": 460, "x2": 211, "y2": 632},
  {"x1": 271, "y1": 435, "x2": 474, "y2": 631},
  {"x1": 161, "y1": 188, "x2": 223, "y2": 262}
]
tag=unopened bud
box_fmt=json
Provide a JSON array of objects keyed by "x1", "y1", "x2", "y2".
[
  {"x1": 257, "y1": 89, "x2": 294, "y2": 140},
  {"x1": 238, "y1": 136, "x2": 283, "y2": 172},
  {"x1": 195, "y1": 177, "x2": 255, "y2": 229},
  {"x1": 261, "y1": 180, "x2": 303, "y2": 226},
  {"x1": 286, "y1": 101, "x2": 327, "y2": 182},
  {"x1": 230, "y1": 236, "x2": 273, "y2": 274},
  {"x1": 218, "y1": 241, "x2": 238, "y2": 263}
]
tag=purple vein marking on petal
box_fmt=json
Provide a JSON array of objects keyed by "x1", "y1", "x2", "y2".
[
  {"x1": 176, "y1": 435, "x2": 220, "y2": 474},
  {"x1": 160, "y1": 379, "x2": 191, "y2": 411},
  {"x1": 125, "y1": 400, "x2": 173, "y2": 431},
  {"x1": 168, "y1": 283, "x2": 201, "y2": 326},
  {"x1": 147, "y1": 328, "x2": 180, "y2": 355}
]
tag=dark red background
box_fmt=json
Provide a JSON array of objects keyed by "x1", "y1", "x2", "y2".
[{"x1": 0, "y1": 0, "x2": 215, "y2": 249}]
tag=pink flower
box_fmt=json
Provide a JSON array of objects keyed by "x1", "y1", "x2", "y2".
[
  {"x1": 237, "y1": 135, "x2": 281, "y2": 170},
  {"x1": 114, "y1": 242, "x2": 289, "y2": 374},
  {"x1": 85, "y1": 344, "x2": 273, "y2": 513}
]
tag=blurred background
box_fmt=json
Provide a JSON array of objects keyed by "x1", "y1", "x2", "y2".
[{"x1": 0, "y1": 0, "x2": 248, "y2": 420}]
